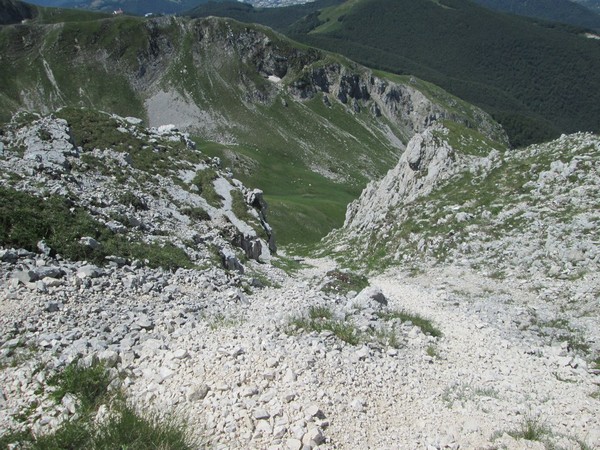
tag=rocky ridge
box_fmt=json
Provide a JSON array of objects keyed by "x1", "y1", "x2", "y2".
[{"x1": 0, "y1": 109, "x2": 275, "y2": 272}]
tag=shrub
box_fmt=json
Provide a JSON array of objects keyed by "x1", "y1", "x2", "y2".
[{"x1": 321, "y1": 269, "x2": 369, "y2": 295}]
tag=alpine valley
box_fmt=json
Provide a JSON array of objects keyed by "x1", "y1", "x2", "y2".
[{"x1": 0, "y1": 1, "x2": 599, "y2": 449}]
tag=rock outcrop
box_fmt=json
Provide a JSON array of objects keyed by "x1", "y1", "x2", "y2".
[{"x1": 0, "y1": 109, "x2": 274, "y2": 273}]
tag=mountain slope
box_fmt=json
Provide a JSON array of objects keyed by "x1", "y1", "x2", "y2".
[
  {"x1": 0, "y1": 0, "x2": 37, "y2": 24},
  {"x1": 326, "y1": 123, "x2": 600, "y2": 319},
  {"x1": 188, "y1": 0, "x2": 600, "y2": 147},
  {"x1": 0, "y1": 108, "x2": 275, "y2": 272},
  {"x1": 0, "y1": 11, "x2": 505, "y2": 246},
  {"x1": 472, "y1": 0, "x2": 600, "y2": 31},
  {"x1": 22, "y1": 0, "x2": 211, "y2": 15}
]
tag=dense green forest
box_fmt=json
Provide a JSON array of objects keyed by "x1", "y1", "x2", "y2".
[
  {"x1": 472, "y1": 0, "x2": 600, "y2": 31},
  {"x1": 188, "y1": 0, "x2": 600, "y2": 147}
]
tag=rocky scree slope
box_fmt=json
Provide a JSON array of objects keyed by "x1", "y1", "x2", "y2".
[
  {"x1": 0, "y1": 113, "x2": 598, "y2": 449},
  {"x1": 0, "y1": 108, "x2": 275, "y2": 272},
  {"x1": 0, "y1": 12, "x2": 506, "y2": 244},
  {"x1": 326, "y1": 125, "x2": 600, "y2": 378}
]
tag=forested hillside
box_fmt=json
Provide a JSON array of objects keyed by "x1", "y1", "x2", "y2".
[
  {"x1": 472, "y1": 0, "x2": 600, "y2": 31},
  {"x1": 188, "y1": 0, "x2": 600, "y2": 147}
]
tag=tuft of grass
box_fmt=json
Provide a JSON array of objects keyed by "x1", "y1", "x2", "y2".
[
  {"x1": 321, "y1": 269, "x2": 369, "y2": 295},
  {"x1": 207, "y1": 313, "x2": 243, "y2": 330},
  {"x1": 92, "y1": 403, "x2": 195, "y2": 450},
  {"x1": 182, "y1": 206, "x2": 211, "y2": 222},
  {"x1": 192, "y1": 169, "x2": 223, "y2": 207},
  {"x1": 289, "y1": 309, "x2": 360, "y2": 346},
  {"x1": 507, "y1": 417, "x2": 549, "y2": 442},
  {"x1": 48, "y1": 361, "x2": 110, "y2": 411},
  {"x1": 308, "y1": 305, "x2": 333, "y2": 320},
  {"x1": 369, "y1": 328, "x2": 401, "y2": 349},
  {"x1": 376, "y1": 309, "x2": 442, "y2": 337},
  {"x1": 3, "y1": 361, "x2": 197, "y2": 449},
  {"x1": 426, "y1": 345, "x2": 438, "y2": 358}
]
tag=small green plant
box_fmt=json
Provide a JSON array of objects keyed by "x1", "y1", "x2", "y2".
[
  {"x1": 507, "y1": 417, "x2": 549, "y2": 442},
  {"x1": 207, "y1": 313, "x2": 243, "y2": 330},
  {"x1": 48, "y1": 361, "x2": 110, "y2": 411},
  {"x1": 308, "y1": 305, "x2": 333, "y2": 320},
  {"x1": 369, "y1": 328, "x2": 401, "y2": 349},
  {"x1": 288, "y1": 309, "x2": 360, "y2": 345},
  {"x1": 376, "y1": 309, "x2": 442, "y2": 337},
  {"x1": 426, "y1": 345, "x2": 438, "y2": 358}
]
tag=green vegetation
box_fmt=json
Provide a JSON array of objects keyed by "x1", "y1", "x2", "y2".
[
  {"x1": 207, "y1": 312, "x2": 244, "y2": 330},
  {"x1": 192, "y1": 169, "x2": 223, "y2": 208},
  {"x1": 0, "y1": 187, "x2": 193, "y2": 269},
  {"x1": 376, "y1": 310, "x2": 442, "y2": 337},
  {"x1": 48, "y1": 361, "x2": 110, "y2": 410},
  {"x1": 1, "y1": 361, "x2": 196, "y2": 449},
  {"x1": 426, "y1": 345, "x2": 439, "y2": 358},
  {"x1": 321, "y1": 269, "x2": 369, "y2": 295},
  {"x1": 270, "y1": 254, "x2": 309, "y2": 274},
  {"x1": 471, "y1": 0, "x2": 600, "y2": 32},
  {"x1": 182, "y1": 206, "x2": 211, "y2": 222},
  {"x1": 507, "y1": 417, "x2": 549, "y2": 442},
  {"x1": 189, "y1": 0, "x2": 600, "y2": 147},
  {"x1": 119, "y1": 191, "x2": 148, "y2": 211},
  {"x1": 288, "y1": 305, "x2": 361, "y2": 345}
]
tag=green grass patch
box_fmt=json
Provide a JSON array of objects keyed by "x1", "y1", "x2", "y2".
[
  {"x1": 507, "y1": 417, "x2": 549, "y2": 442},
  {"x1": 376, "y1": 309, "x2": 442, "y2": 337},
  {"x1": 3, "y1": 360, "x2": 197, "y2": 449},
  {"x1": 192, "y1": 169, "x2": 223, "y2": 208},
  {"x1": 182, "y1": 206, "x2": 211, "y2": 222},
  {"x1": 288, "y1": 307, "x2": 360, "y2": 345},
  {"x1": 48, "y1": 361, "x2": 110, "y2": 411},
  {"x1": 270, "y1": 255, "x2": 310, "y2": 275},
  {"x1": 0, "y1": 187, "x2": 193, "y2": 269}
]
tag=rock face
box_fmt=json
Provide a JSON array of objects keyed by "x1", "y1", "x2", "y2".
[{"x1": 344, "y1": 124, "x2": 463, "y2": 232}]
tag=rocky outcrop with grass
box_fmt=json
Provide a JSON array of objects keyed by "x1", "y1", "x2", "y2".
[{"x1": 0, "y1": 108, "x2": 274, "y2": 273}]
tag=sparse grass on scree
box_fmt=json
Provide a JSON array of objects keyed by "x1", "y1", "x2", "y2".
[
  {"x1": 0, "y1": 361, "x2": 196, "y2": 449},
  {"x1": 376, "y1": 310, "x2": 442, "y2": 337},
  {"x1": 289, "y1": 306, "x2": 361, "y2": 346},
  {"x1": 0, "y1": 187, "x2": 193, "y2": 270}
]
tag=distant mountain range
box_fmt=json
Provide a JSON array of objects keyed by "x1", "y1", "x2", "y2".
[
  {"x1": 22, "y1": 0, "x2": 211, "y2": 15},
  {"x1": 187, "y1": 0, "x2": 600, "y2": 147},
  {"x1": 21, "y1": 0, "x2": 600, "y2": 31},
  {"x1": 472, "y1": 0, "x2": 600, "y2": 31}
]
